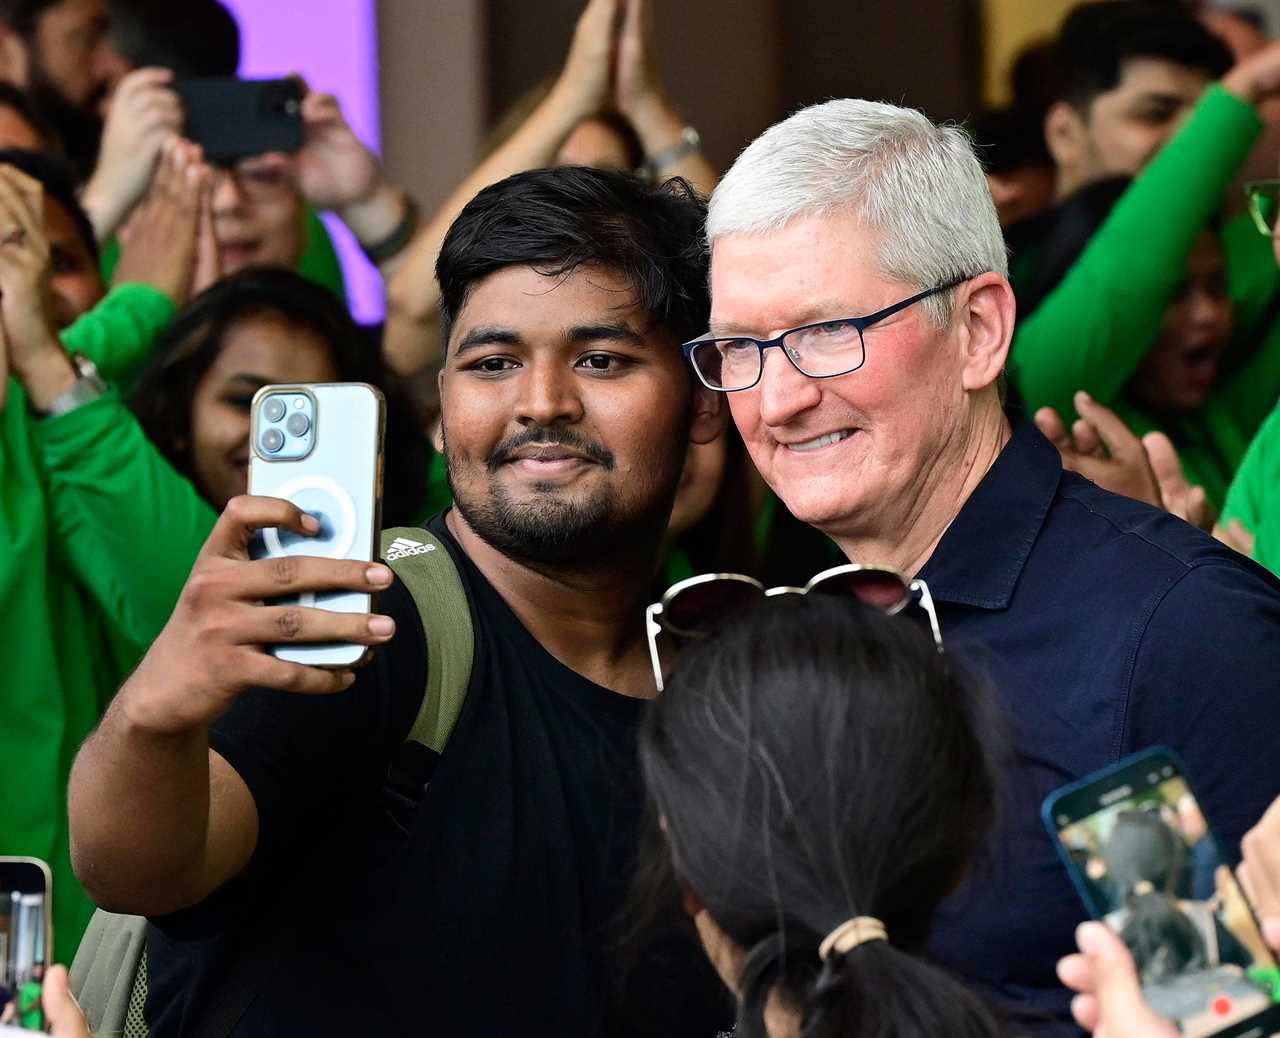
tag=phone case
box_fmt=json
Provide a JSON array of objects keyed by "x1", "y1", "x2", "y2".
[
  {"x1": 172, "y1": 77, "x2": 303, "y2": 163},
  {"x1": 248, "y1": 383, "x2": 385, "y2": 668}
]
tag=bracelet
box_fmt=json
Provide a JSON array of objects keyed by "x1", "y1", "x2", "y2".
[
  {"x1": 360, "y1": 193, "x2": 420, "y2": 265},
  {"x1": 639, "y1": 126, "x2": 702, "y2": 181}
]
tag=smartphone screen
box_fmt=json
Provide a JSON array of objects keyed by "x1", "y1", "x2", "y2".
[
  {"x1": 0, "y1": 858, "x2": 51, "y2": 1032},
  {"x1": 1045, "y1": 749, "x2": 1280, "y2": 1038}
]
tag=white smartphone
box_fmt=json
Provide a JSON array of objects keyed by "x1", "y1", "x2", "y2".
[
  {"x1": 248, "y1": 383, "x2": 385, "y2": 668},
  {"x1": 0, "y1": 857, "x2": 52, "y2": 1032}
]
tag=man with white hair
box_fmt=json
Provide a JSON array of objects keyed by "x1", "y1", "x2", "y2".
[{"x1": 690, "y1": 98, "x2": 1280, "y2": 1034}]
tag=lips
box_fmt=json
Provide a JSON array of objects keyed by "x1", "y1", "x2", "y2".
[
  {"x1": 782, "y1": 429, "x2": 856, "y2": 453},
  {"x1": 504, "y1": 444, "x2": 593, "y2": 465}
]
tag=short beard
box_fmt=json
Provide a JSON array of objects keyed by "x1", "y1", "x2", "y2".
[{"x1": 443, "y1": 420, "x2": 686, "y2": 571}]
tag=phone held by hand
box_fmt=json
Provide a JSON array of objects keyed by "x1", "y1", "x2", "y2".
[
  {"x1": 248, "y1": 383, "x2": 385, "y2": 668},
  {"x1": 172, "y1": 77, "x2": 303, "y2": 164},
  {"x1": 1044, "y1": 748, "x2": 1280, "y2": 1038},
  {"x1": 0, "y1": 857, "x2": 52, "y2": 1033}
]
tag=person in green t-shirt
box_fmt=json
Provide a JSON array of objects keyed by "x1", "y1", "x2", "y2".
[{"x1": 17, "y1": 964, "x2": 44, "y2": 1032}]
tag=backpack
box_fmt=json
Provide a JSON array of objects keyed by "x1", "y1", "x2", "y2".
[{"x1": 70, "y1": 527, "x2": 475, "y2": 1038}]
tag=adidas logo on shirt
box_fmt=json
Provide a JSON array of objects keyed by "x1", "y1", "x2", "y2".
[{"x1": 386, "y1": 537, "x2": 436, "y2": 561}]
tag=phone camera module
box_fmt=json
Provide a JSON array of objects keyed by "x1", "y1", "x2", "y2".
[
  {"x1": 285, "y1": 412, "x2": 311, "y2": 437},
  {"x1": 262, "y1": 427, "x2": 285, "y2": 453},
  {"x1": 263, "y1": 397, "x2": 287, "y2": 423}
]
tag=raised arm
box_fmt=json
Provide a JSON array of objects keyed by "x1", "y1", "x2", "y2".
[
  {"x1": 68, "y1": 495, "x2": 397, "y2": 915},
  {"x1": 382, "y1": 0, "x2": 617, "y2": 375},
  {"x1": 1011, "y1": 45, "x2": 1280, "y2": 424}
]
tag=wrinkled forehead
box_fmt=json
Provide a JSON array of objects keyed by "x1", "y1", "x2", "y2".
[{"x1": 708, "y1": 213, "x2": 892, "y2": 335}]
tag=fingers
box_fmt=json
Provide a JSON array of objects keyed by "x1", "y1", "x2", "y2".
[
  {"x1": 204, "y1": 494, "x2": 326, "y2": 560},
  {"x1": 1071, "y1": 416, "x2": 1103, "y2": 458},
  {"x1": 0, "y1": 163, "x2": 45, "y2": 244},
  {"x1": 1242, "y1": 797, "x2": 1280, "y2": 930},
  {"x1": 234, "y1": 555, "x2": 395, "y2": 601},
  {"x1": 41, "y1": 964, "x2": 90, "y2": 1038},
  {"x1": 1034, "y1": 406, "x2": 1072, "y2": 453},
  {"x1": 238, "y1": 651, "x2": 358, "y2": 696},
  {"x1": 229, "y1": 602, "x2": 396, "y2": 648},
  {"x1": 1073, "y1": 921, "x2": 1177, "y2": 1038},
  {"x1": 119, "y1": 66, "x2": 175, "y2": 95},
  {"x1": 1075, "y1": 391, "x2": 1141, "y2": 459}
]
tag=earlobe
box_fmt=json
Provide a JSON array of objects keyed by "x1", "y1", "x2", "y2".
[
  {"x1": 1044, "y1": 101, "x2": 1083, "y2": 172},
  {"x1": 688, "y1": 385, "x2": 727, "y2": 446},
  {"x1": 958, "y1": 274, "x2": 1015, "y2": 393}
]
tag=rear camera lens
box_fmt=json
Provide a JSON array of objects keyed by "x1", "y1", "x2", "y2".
[
  {"x1": 263, "y1": 397, "x2": 286, "y2": 422},
  {"x1": 261, "y1": 428, "x2": 285, "y2": 453},
  {"x1": 285, "y1": 412, "x2": 310, "y2": 437}
]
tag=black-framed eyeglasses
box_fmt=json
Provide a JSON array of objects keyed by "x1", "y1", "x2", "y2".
[
  {"x1": 681, "y1": 276, "x2": 974, "y2": 392},
  {"x1": 645, "y1": 564, "x2": 943, "y2": 693},
  {"x1": 1246, "y1": 180, "x2": 1280, "y2": 238}
]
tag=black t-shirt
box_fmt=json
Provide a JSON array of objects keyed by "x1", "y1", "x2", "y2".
[{"x1": 146, "y1": 513, "x2": 729, "y2": 1037}]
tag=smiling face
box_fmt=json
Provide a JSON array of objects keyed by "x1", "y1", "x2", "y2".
[
  {"x1": 188, "y1": 311, "x2": 340, "y2": 509},
  {"x1": 1128, "y1": 230, "x2": 1232, "y2": 415},
  {"x1": 439, "y1": 262, "x2": 700, "y2": 568},
  {"x1": 711, "y1": 213, "x2": 980, "y2": 542}
]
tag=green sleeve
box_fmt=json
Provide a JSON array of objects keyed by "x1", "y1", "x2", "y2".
[
  {"x1": 62, "y1": 281, "x2": 176, "y2": 383},
  {"x1": 1011, "y1": 85, "x2": 1262, "y2": 423},
  {"x1": 299, "y1": 206, "x2": 349, "y2": 302},
  {"x1": 1221, "y1": 404, "x2": 1280, "y2": 537},
  {"x1": 31, "y1": 388, "x2": 215, "y2": 651}
]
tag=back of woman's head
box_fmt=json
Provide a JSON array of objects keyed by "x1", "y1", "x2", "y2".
[
  {"x1": 1105, "y1": 811, "x2": 1204, "y2": 981},
  {"x1": 639, "y1": 595, "x2": 1006, "y2": 1038}
]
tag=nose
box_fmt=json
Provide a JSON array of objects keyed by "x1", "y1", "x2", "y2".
[
  {"x1": 755, "y1": 345, "x2": 823, "y2": 429},
  {"x1": 211, "y1": 169, "x2": 248, "y2": 214},
  {"x1": 516, "y1": 359, "x2": 585, "y2": 428}
]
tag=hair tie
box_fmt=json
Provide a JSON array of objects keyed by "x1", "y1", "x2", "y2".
[{"x1": 818, "y1": 917, "x2": 888, "y2": 961}]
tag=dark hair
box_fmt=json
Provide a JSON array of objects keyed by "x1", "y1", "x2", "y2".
[
  {"x1": 107, "y1": 0, "x2": 240, "y2": 76},
  {"x1": 970, "y1": 106, "x2": 1052, "y2": 177},
  {"x1": 638, "y1": 596, "x2": 1006, "y2": 1038},
  {"x1": 436, "y1": 166, "x2": 709, "y2": 350},
  {"x1": 128, "y1": 268, "x2": 426, "y2": 524},
  {"x1": 0, "y1": 82, "x2": 55, "y2": 147},
  {"x1": 0, "y1": 148, "x2": 97, "y2": 262},
  {"x1": 1104, "y1": 811, "x2": 1206, "y2": 983},
  {"x1": 1053, "y1": 1, "x2": 1233, "y2": 112},
  {"x1": 0, "y1": 0, "x2": 58, "y2": 36}
]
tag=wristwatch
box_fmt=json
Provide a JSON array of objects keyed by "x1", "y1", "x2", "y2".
[
  {"x1": 639, "y1": 126, "x2": 702, "y2": 182},
  {"x1": 36, "y1": 352, "x2": 108, "y2": 418}
]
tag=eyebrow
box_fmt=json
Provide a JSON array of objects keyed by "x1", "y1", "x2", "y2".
[
  {"x1": 453, "y1": 322, "x2": 648, "y2": 356},
  {"x1": 226, "y1": 373, "x2": 273, "y2": 388},
  {"x1": 1127, "y1": 91, "x2": 1186, "y2": 109},
  {"x1": 708, "y1": 301, "x2": 869, "y2": 338}
]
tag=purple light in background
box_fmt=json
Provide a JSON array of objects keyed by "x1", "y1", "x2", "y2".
[{"x1": 220, "y1": 0, "x2": 384, "y2": 323}]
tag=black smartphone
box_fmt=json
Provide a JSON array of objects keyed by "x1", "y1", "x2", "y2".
[
  {"x1": 1044, "y1": 748, "x2": 1280, "y2": 1038},
  {"x1": 0, "y1": 857, "x2": 51, "y2": 1032},
  {"x1": 173, "y1": 77, "x2": 303, "y2": 164}
]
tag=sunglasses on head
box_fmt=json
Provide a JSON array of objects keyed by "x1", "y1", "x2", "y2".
[{"x1": 645, "y1": 563, "x2": 944, "y2": 692}]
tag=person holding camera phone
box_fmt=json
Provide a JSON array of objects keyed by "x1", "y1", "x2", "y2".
[{"x1": 67, "y1": 166, "x2": 731, "y2": 1037}]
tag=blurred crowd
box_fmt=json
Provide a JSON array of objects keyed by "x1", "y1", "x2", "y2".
[{"x1": 2, "y1": 0, "x2": 1280, "y2": 1036}]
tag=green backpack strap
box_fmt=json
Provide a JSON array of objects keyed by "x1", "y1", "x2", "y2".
[
  {"x1": 379, "y1": 527, "x2": 475, "y2": 755},
  {"x1": 70, "y1": 909, "x2": 149, "y2": 1037}
]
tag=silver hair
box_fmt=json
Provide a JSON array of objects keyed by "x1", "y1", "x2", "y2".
[{"x1": 706, "y1": 98, "x2": 1008, "y2": 327}]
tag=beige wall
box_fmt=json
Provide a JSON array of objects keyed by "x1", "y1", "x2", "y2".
[
  {"x1": 981, "y1": 0, "x2": 1077, "y2": 105},
  {"x1": 377, "y1": 0, "x2": 487, "y2": 213}
]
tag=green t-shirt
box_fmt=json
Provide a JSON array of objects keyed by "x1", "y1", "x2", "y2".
[
  {"x1": 1222, "y1": 403, "x2": 1280, "y2": 575},
  {"x1": 17, "y1": 980, "x2": 42, "y2": 1030}
]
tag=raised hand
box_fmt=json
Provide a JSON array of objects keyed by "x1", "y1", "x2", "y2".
[
  {"x1": 293, "y1": 88, "x2": 383, "y2": 211},
  {"x1": 114, "y1": 137, "x2": 212, "y2": 307},
  {"x1": 122, "y1": 495, "x2": 396, "y2": 735},
  {"x1": 1142, "y1": 431, "x2": 1213, "y2": 531},
  {"x1": 80, "y1": 68, "x2": 183, "y2": 242},
  {"x1": 0, "y1": 165, "x2": 66, "y2": 397},
  {"x1": 615, "y1": 0, "x2": 661, "y2": 117},
  {"x1": 554, "y1": 0, "x2": 618, "y2": 122},
  {"x1": 1034, "y1": 392, "x2": 1164, "y2": 508}
]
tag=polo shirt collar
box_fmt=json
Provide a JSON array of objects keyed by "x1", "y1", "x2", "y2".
[{"x1": 917, "y1": 416, "x2": 1061, "y2": 610}]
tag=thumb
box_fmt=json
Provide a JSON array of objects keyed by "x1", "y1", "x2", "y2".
[
  {"x1": 42, "y1": 965, "x2": 90, "y2": 1038},
  {"x1": 1075, "y1": 391, "x2": 1139, "y2": 458},
  {"x1": 1077, "y1": 922, "x2": 1174, "y2": 1038},
  {"x1": 1142, "y1": 431, "x2": 1184, "y2": 486},
  {"x1": 1264, "y1": 917, "x2": 1280, "y2": 954}
]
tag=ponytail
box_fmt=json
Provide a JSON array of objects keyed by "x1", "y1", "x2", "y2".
[{"x1": 1120, "y1": 890, "x2": 1206, "y2": 983}]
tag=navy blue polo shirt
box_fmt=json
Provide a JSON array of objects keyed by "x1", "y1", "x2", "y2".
[{"x1": 919, "y1": 418, "x2": 1280, "y2": 1036}]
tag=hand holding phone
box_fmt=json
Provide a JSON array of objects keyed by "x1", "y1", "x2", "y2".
[
  {"x1": 1045, "y1": 749, "x2": 1280, "y2": 1038},
  {"x1": 248, "y1": 383, "x2": 385, "y2": 667}
]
